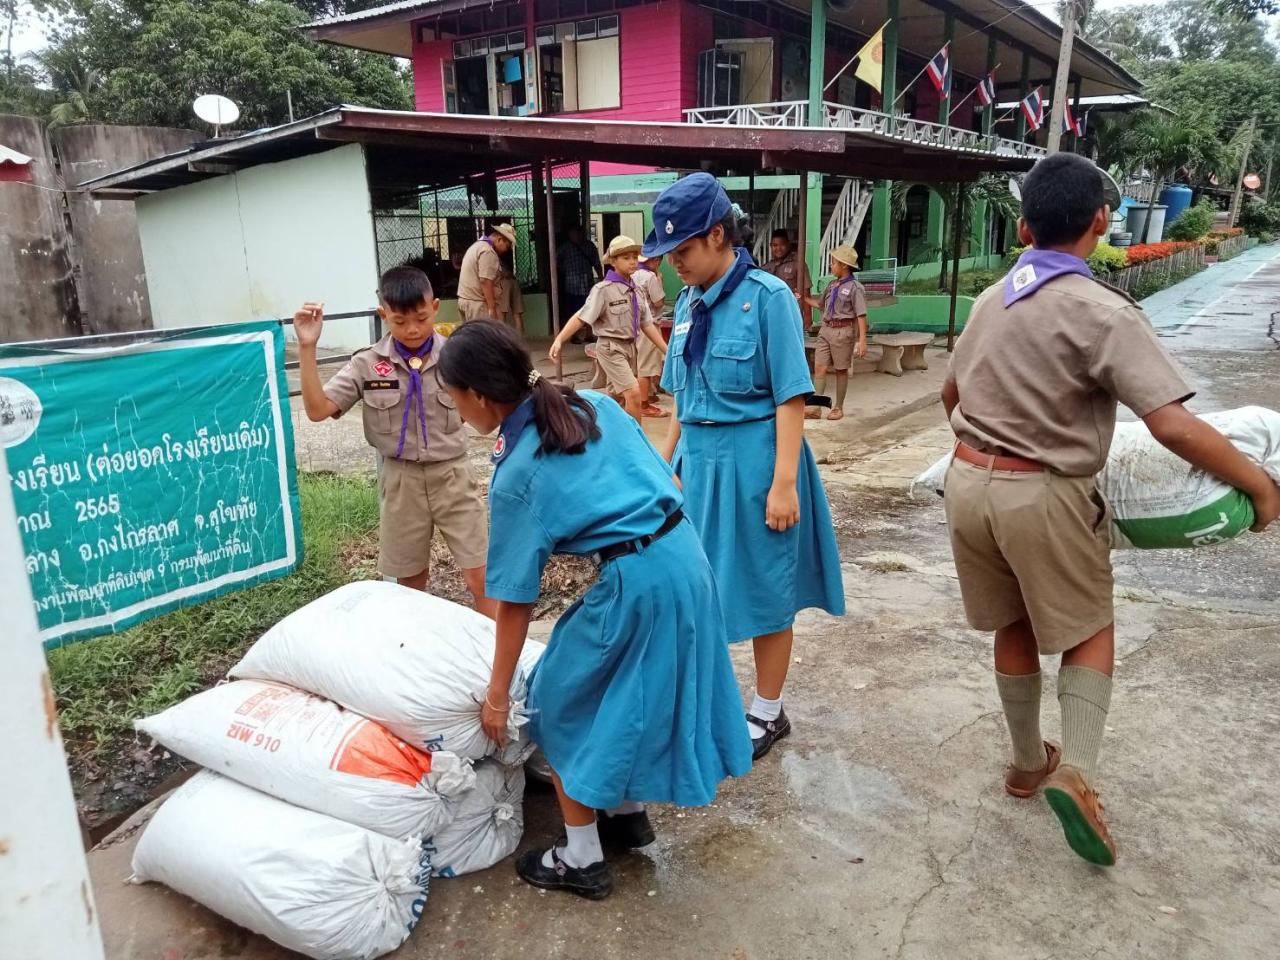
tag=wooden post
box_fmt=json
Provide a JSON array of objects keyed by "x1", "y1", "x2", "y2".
[
  {"x1": 1229, "y1": 115, "x2": 1257, "y2": 229},
  {"x1": 1046, "y1": 0, "x2": 1078, "y2": 154},
  {"x1": 544, "y1": 161, "x2": 564, "y2": 381}
]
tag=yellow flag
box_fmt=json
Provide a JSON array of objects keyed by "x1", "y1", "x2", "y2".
[{"x1": 854, "y1": 23, "x2": 887, "y2": 94}]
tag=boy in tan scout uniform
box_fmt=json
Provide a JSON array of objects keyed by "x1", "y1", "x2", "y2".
[
  {"x1": 549, "y1": 235, "x2": 668, "y2": 421},
  {"x1": 803, "y1": 245, "x2": 867, "y2": 422},
  {"x1": 295, "y1": 266, "x2": 497, "y2": 618},
  {"x1": 457, "y1": 223, "x2": 516, "y2": 323},
  {"x1": 943, "y1": 153, "x2": 1280, "y2": 866},
  {"x1": 633, "y1": 252, "x2": 668, "y2": 418}
]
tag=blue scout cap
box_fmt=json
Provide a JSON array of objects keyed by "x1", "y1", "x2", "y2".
[{"x1": 642, "y1": 172, "x2": 733, "y2": 257}]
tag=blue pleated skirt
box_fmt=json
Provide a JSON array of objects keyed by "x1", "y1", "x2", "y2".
[
  {"x1": 527, "y1": 520, "x2": 753, "y2": 809},
  {"x1": 676, "y1": 419, "x2": 845, "y2": 642}
]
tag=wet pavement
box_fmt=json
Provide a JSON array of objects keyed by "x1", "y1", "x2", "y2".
[{"x1": 90, "y1": 249, "x2": 1280, "y2": 960}]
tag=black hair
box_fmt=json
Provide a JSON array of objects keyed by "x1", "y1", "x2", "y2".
[
  {"x1": 437, "y1": 321, "x2": 600, "y2": 456},
  {"x1": 1021, "y1": 153, "x2": 1106, "y2": 247},
  {"x1": 770, "y1": 228, "x2": 791, "y2": 242},
  {"x1": 702, "y1": 206, "x2": 754, "y2": 253},
  {"x1": 378, "y1": 265, "x2": 434, "y2": 312}
]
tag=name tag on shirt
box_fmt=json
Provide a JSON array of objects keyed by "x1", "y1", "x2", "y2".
[
  {"x1": 673, "y1": 321, "x2": 692, "y2": 336},
  {"x1": 608, "y1": 298, "x2": 629, "y2": 308},
  {"x1": 363, "y1": 379, "x2": 397, "y2": 391},
  {"x1": 841, "y1": 287, "x2": 852, "y2": 297}
]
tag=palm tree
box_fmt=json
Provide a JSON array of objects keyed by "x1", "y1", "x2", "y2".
[
  {"x1": 891, "y1": 175, "x2": 1020, "y2": 290},
  {"x1": 27, "y1": 42, "x2": 99, "y2": 126},
  {"x1": 1118, "y1": 111, "x2": 1228, "y2": 242}
]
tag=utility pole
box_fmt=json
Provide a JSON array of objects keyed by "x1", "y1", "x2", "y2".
[
  {"x1": 1046, "y1": 0, "x2": 1079, "y2": 154},
  {"x1": 1229, "y1": 115, "x2": 1257, "y2": 228}
]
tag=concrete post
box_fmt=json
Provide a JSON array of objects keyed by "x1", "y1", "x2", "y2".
[
  {"x1": 926, "y1": 12, "x2": 955, "y2": 270},
  {"x1": 1046, "y1": 0, "x2": 1079, "y2": 155},
  {"x1": 805, "y1": 0, "x2": 827, "y2": 285},
  {"x1": 972, "y1": 35, "x2": 998, "y2": 256},
  {"x1": 0, "y1": 447, "x2": 105, "y2": 960},
  {"x1": 869, "y1": 0, "x2": 900, "y2": 269},
  {"x1": 1016, "y1": 51, "x2": 1031, "y2": 141}
]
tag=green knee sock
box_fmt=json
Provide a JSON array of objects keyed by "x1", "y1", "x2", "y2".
[
  {"x1": 1058, "y1": 666, "x2": 1113, "y2": 780},
  {"x1": 996, "y1": 671, "x2": 1048, "y2": 772}
]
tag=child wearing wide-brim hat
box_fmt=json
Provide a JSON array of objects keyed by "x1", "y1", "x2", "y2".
[{"x1": 802, "y1": 244, "x2": 868, "y2": 421}]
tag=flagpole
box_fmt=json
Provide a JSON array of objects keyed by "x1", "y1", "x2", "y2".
[
  {"x1": 948, "y1": 63, "x2": 1000, "y2": 121},
  {"x1": 892, "y1": 62, "x2": 934, "y2": 108},
  {"x1": 824, "y1": 20, "x2": 890, "y2": 94}
]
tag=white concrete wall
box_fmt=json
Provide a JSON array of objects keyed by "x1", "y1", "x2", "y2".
[{"x1": 136, "y1": 143, "x2": 379, "y2": 351}]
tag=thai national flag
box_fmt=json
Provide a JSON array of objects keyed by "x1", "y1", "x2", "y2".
[
  {"x1": 975, "y1": 72, "x2": 997, "y2": 107},
  {"x1": 1062, "y1": 100, "x2": 1080, "y2": 136},
  {"x1": 1020, "y1": 87, "x2": 1044, "y2": 131},
  {"x1": 926, "y1": 44, "x2": 952, "y2": 98}
]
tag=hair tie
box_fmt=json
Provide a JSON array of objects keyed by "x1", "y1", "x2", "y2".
[{"x1": 527, "y1": 369, "x2": 542, "y2": 387}]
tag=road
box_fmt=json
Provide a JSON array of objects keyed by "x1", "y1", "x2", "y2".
[{"x1": 90, "y1": 248, "x2": 1280, "y2": 960}]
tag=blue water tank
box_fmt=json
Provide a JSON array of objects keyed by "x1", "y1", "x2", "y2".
[{"x1": 1160, "y1": 183, "x2": 1194, "y2": 225}]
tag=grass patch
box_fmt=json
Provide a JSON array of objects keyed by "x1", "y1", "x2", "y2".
[
  {"x1": 895, "y1": 267, "x2": 1006, "y2": 298},
  {"x1": 48, "y1": 472, "x2": 380, "y2": 760}
]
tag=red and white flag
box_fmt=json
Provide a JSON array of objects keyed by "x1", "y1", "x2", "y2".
[
  {"x1": 1062, "y1": 99, "x2": 1082, "y2": 136},
  {"x1": 975, "y1": 72, "x2": 997, "y2": 107},
  {"x1": 926, "y1": 44, "x2": 952, "y2": 97},
  {"x1": 1020, "y1": 87, "x2": 1045, "y2": 131}
]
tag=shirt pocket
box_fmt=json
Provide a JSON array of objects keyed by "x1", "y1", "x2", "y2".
[
  {"x1": 706, "y1": 337, "x2": 759, "y2": 395},
  {"x1": 361, "y1": 387, "x2": 400, "y2": 435},
  {"x1": 664, "y1": 337, "x2": 689, "y2": 391},
  {"x1": 436, "y1": 386, "x2": 462, "y2": 433}
]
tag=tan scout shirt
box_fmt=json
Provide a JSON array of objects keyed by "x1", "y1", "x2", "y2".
[
  {"x1": 457, "y1": 239, "x2": 501, "y2": 306},
  {"x1": 822, "y1": 277, "x2": 868, "y2": 323},
  {"x1": 763, "y1": 252, "x2": 810, "y2": 294},
  {"x1": 947, "y1": 274, "x2": 1194, "y2": 477},
  {"x1": 635, "y1": 267, "x2": 666, "y2": 320},
  {"x1": 323, "y1": 332, "x2": 465, "y2": 463},
  {"x1": 579, "y1": 277, "x2": 655, "y2": 340}
]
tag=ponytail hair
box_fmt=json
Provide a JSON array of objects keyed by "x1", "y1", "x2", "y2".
[
  {"x1": 702, "y1": 203, "x2": 754, "y2": 253},
  {"x1": 437, "y1": 321, "x2": 600, "y2": 456}
]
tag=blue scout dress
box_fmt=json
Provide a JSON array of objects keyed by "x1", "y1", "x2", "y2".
[
  {"x1": 661, "y1": 254, "x2": 846, "y2": 643},
  {"x1": 485, "y1": 392, "x2": 753, "y2": 809}
]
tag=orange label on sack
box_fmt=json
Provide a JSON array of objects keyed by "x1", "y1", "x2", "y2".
[{"x1": 330, "y1": 718, "x2": 436, "y2": 787}]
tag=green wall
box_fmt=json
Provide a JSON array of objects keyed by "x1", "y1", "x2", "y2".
[{"x1": 868, "y1": 295, "x2": 976, "y2": 334}]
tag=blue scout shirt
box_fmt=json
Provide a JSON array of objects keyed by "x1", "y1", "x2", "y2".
[
  {"x1": 660, "y1": 267, "x2": 813, "y2": 424},
  {"x1": 485, "y1": 392, "x2": 681, "y2": 604}
]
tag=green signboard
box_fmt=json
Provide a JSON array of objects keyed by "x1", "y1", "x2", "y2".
[{"x1": 0, "y1": 321, "x2": 302, "y2": 648}]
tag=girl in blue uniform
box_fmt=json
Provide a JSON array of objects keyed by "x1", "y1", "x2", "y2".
[
  {"x1": 646, "y1": 173, "x2": 845, "y2": 761},
  {"x1": 438, "y1": 321, "x2": 753, "y2": 900}
]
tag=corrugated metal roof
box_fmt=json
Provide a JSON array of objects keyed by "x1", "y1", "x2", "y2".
[{"x1": 304, "y1": 0, "x2": 441, "y2": 29}]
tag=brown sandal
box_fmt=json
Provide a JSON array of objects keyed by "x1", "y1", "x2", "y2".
[
  {"x1": 826, "y1": 408, "x2": 845, "y2": 421},
  {"x1": 1004, "y1": 741, "x2": 1061, "y2": 798}
]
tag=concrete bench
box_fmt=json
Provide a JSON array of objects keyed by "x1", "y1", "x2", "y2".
[{"x1": 873, "y1": 333, "x2": 933, "y2": 377}]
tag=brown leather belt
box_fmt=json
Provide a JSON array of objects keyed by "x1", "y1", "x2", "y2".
[{"x1": 954, "y1": 441, "x2": 1044, "y2": 473}]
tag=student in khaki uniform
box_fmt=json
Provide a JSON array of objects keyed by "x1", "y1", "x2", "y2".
[
  {"x1": 549, "y1": 235, "x2": 668, "y2": 421},
  {"x1": 943, "y1": 153, "x2": 1280, "y2": 867},
  {"x1": 633, "y1": 252, "x2": 668, "y2": 418},
  {"x1": 457, "y1": 223, "x2": 516, "y2": 323},
  {"x1": 295, "y1": 266, "x2": 497, "y2": 618},
  {"x1": 803, "y1": 245, "x2": 867, "y2": 422},
  {"x1": 497, "y1": 251, "x2": 524, "y2": 333},
  {"x1": 761, "y1": 229, "x2": 811, "y2": 303}
]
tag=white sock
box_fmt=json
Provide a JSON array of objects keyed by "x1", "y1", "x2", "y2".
[
  {"x1": 747, "y1": 693, "x2": 783, "y2": 739},
  {"x1": 542, "y1": 820, "x2": 603, "y2": 869},
  {"x1": 605, "y1": 801, "x2": 644, "y2": 817}
]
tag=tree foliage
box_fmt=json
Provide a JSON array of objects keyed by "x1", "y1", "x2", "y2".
[{"x1": 3, "y1": 0, "x2": 411, "y2": 129}]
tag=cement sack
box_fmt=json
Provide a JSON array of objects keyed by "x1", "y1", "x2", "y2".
[
  {"x1": 131, "y1": 772, "x2": 430, "y2": 960},
  {"x1": 428, "y1": 759, "x2": 526, "y2": 878},
  {"x1": 911, "y1": 406, "x2": 1280, "y2": 549},
  {"x1": 229, "y1": 581, "x2": 547, "y2": 762},
  {"x1": 135, "y1": 679, "x2": 474, "y2": 840}
]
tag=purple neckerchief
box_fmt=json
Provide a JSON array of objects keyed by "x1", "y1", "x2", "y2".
[
  {"x1": 393, "y1": 337, "x2": 435, "y2": 458},
  {"x1": 605, "y1": 268, "x2": 640, "y2": 337},
  {"x1": 1003, "y1": 248, "x2": 1093, "y2": 307},
  {"x1": 826, "y1": 275, "x2": 856, "y2": 315},
  {"x1": 635, "y1": 262, "x2": 654, "y2": 273}
]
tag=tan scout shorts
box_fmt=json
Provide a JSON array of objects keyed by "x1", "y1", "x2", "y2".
[
  {"x1": 457, "y1": 298, "x2": 491, "y2": 322},
  {"x1": 815, "y1": 324, "x2": 857, "y2": 371},
  {"x1": 637, "y1": 334, "x2": 665, "y2": 378},
  {"x1": 378, "y1": 455, "x2": 489, "y2": 577},
  {"x1": 944, "y1": 459, "x2": 1113, "y2": 655},
  {"x1": 590, "y1": 336, "x2": 639, "y2": 394}
]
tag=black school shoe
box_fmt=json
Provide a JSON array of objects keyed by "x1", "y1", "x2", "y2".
[
  {"x1": 598, "y1": 809, "x2": 656, "y2": 849},
  {"x1": 516, "y1": 846, "x2": 614, "y2": 900},
  {"x1": 748, "y1": 708, "x2": 792, "y2": 761}
]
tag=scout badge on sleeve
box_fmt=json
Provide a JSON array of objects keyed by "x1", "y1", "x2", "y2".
[{"x1": 492, "y1": 382, "x2": 539, "y2": 466}]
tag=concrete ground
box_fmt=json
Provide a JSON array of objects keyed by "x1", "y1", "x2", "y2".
[{"x1": 89, "y1": 250, "x2": 1280, "y2": 960}]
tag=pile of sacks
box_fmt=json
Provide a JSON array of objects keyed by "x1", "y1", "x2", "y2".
[
  {"x1": 913, "y1": 406, "x2": 1280, "y2": 550},
  {"x1": 130, "y1": 581, "x2": 543, "y2": 960}
]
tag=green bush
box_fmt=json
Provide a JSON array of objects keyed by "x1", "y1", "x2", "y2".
[
  {"x1": 1006, "y1": 243, "x2": 1126, "y2": 275},
  {"x1": 963, "y1": 270, "x2": 1001, "y2": 297},
  {"x1": 1165, "y1": 199, "x2": 1216, "y2": 242},
  {"x1": 1238, "y1": 201, "x2": 1280, "y2": 237}
]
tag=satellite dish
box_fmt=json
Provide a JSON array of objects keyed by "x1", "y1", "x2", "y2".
[
  {"x1": 1244, "y1": 172, "x2": 1262, "y2": 190},
  {"x1": 193, "y1": 94, "x2": 240, "y2": 137}
]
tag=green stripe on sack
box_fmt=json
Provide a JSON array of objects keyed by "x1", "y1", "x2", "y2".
[{"x1": 1113, "y1": 489, "x2": 1256, "y2": 549}]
